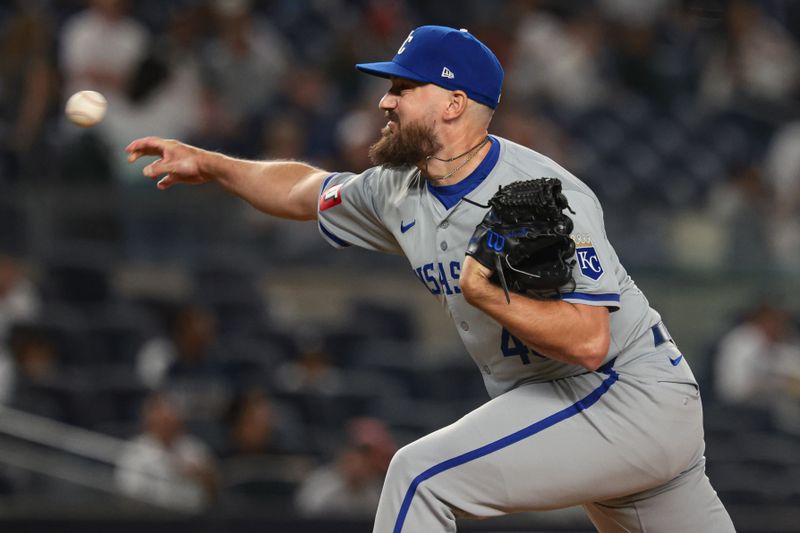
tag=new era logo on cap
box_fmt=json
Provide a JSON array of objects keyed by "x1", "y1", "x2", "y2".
[{"x1": 355, "y1": 25, "x2": 504, "y2": 109}]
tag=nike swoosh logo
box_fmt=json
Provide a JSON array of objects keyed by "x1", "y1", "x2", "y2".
[
  {"x1": 400, "y1": 220, "x2": 416, "y2": 233},
  {"x1": 669, "y1": 355, "x2": 683, "y2": 366}
]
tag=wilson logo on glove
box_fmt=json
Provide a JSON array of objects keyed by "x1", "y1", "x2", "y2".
[{"x1": 486, "y1": 231, "x2": 505, "y2": 252}]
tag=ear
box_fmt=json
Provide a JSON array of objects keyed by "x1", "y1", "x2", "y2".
[{"x1": 442, "y1": 90, "x2": 469, "y2": 121}]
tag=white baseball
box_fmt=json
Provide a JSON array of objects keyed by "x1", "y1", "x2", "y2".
[{"x1": 65, "y1": 90, "x2": 108, "y2": 127}]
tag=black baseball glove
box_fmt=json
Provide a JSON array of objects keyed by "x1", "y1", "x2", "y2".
[{"x1": 465, "y1": 178, "x2": 576, "y2": 302}]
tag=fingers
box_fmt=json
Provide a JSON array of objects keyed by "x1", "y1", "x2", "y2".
[
  {"x1": 156, "y1": 174, "x2": 178, "y2": 190},
  {"x1": 126, "y1": 136, "x2": 165, "y2": 153},
  {"x1": 126, "y1": 137, "x2": 189, "y2": 189},
  {"x1": 128, "y1": 137, "x2": 175, "y2": 179},
  {"x1": 126, "y1": 136, "x2": 169, "y2": 163},
  {"x1": 142, "y1": 158, "x2": 169, "y2": 178}
]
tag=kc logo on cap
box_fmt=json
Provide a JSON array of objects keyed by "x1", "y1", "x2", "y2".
[
  {"x1": 355, "y1": 25, "x2": 504, "y2": 109},
  {"x1": 397, "y1": 31, "x2": 414, "y2": 54}
]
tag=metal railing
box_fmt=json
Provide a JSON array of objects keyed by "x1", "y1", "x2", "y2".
[{"x1": 0, "y1": 405, "x2": 191, "y2": 512}]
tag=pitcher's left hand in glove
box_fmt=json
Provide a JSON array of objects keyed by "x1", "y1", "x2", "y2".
[{"x1": 465, "y1": 178, "x2": 576, "y2": 303}]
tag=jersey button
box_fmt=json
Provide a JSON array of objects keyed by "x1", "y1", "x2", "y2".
[
  {"x1": 482, "y1": 365, "x2": 492, "y2": 374},
  {"x1": 460, "y1": 321, "x2": 469, "y2": 331},
  {"x1": 440, "y1": 241, "x2": 448, "y2": 251},
  {"x1": 439, "y1": 221, "x2": 449, "y2": 229}
]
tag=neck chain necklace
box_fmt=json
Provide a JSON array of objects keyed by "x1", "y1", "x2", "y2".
[{"x1": 425, "y1": 136, "x2": 490, "y2": 183}]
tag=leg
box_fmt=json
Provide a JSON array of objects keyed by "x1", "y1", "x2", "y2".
[
  {"x1": 584, "y1": 456, "x2": 735, "y2": 533},
  {"x1": 372, "y1": 369, "x2": 708, "y2": 533}
]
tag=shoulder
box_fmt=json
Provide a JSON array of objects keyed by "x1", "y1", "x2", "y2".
[
  {"x1": 355, "y1": 164, "x2": 419, "y2": 186},
  {"x1": 329, "y1": 165, "x2": 422, "y2": 202},
  {"x1": 493, "y1": 136, "x2": 601, "y2": 206}
]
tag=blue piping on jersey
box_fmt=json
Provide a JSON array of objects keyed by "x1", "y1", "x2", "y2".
[
  {"x1": 320, "y1": 173, "x2": 337, "y2": 193},
  {"x1": 318, "y1": 221, "x2": 350, "y2": 247},
  {"x1": 560, "y1": 292, "x2": 621, "y2": 303},
  {"x1": 392, "y1": 369, "x2": 619, "y2": 533},
  {"x1": 427, "y1": 136, "x2": 500, "y2": 210}
]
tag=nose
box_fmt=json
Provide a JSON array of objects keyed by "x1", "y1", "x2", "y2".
[{"x1": 379, "y1": 92, "x2": 397, "y2": 111}]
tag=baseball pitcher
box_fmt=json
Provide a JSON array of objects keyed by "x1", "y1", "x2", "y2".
[{"x1": 127, "y1": 25, "x2": 734, "y2": 533}]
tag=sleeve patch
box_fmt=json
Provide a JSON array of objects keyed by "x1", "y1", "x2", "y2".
[
  {"x1": 319, "y1": 183, "x2": 343, "y2": 211},
  {"x1": 575, "y1": 246, "x2": 604, "y2": 280}
]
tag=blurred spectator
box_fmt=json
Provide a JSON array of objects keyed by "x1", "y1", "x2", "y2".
[
  {"x1": 103, "y1": 5, "x2": 207, "y2": 260},
  {"x1": 218, "y1": 389, "x2": 312, "y2": 500},
  {"x1": 0, "y1": 255, "x2": 40, "y2": 342},
  {"x1": 268, "y1": 65, "x2": 341, "y2": 166},
  {"x1": 764, "y1": 120, "x2": 800, "y2": 270},
  {"x1": 295, "y1": 417, "x2": 396, "y2": 518},
  {"x1": 114, "y1": 392, "x2": 218, "y2": 512},
  {"x1": 273, "y1": 337, "x2": 344, "y2": 396},
  {"x1": 0, "y1": 325, "x2": 62, "y2": 418},
  {"x1": 58, "y1": 0, "x2": 150, "y2": 184},
  {"x1": 136, "y1": 303, "x2": 214, "y2": 387},
  {"x1": 706, "y1": 163, "x2": 773, "y2": 268},
  {"x1": 493, "y1": 109, "x2": 573, "y2": 166},
  {"x1": 713, "y1": 304, "x2": 800, "y2": 411},
  {"x1": 195, "y1": 0, "x2": 290, "y2": 155},
  {"x1": 598, "y1": 0, "x2": 672, "y2": 27},
  {"x1": 0, "y1": 2, "x2": 58, "y2": 181},
  {"x1": 136, "y1": 303, "x2": 232, "y2": 423},
  {"x1": 221, "y1": 390, "x2": 279, "y2": 457},
  {"x1": 334, "y1": 103, "x2": 384, "y2": 173},
  {"x1": 604, "y1": 3, "x2": 703, "y2": 100},
  {"x1": 104, "y1": 5, "x2": 205, "y2": 184},
  {"x1": 701, "y1": 0, "x2": 800, "y2": 105},
  {"x1": 59, "y1": 0, "x2": 149, "y2": 101},
  {"x1": 260, "y1": 112, "x2": 306, "y2": 161},
  {"x1": 506, "y1": 5, "x2": 608, "y2": 110}
]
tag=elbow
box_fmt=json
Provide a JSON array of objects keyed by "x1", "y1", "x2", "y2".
[
  {"x1": 285, "y1": 209, "x2": 317, "y2": 221},
  {"x1": 265, "y1": 198, "x2": 318, "y2": 221},
  {"x1": 576, "y1": 334, "x2": 611, "y2": 372}
]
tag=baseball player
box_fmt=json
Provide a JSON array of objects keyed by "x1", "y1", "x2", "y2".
[{"x1": 127, "y1": 25, "x2": 734, "y2": 533}]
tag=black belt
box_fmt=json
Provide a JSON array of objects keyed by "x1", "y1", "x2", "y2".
[
  {"x1": 652, "y1": 321, "x2": 672, "y2": 347},
  {"x1": 598, "y1": 322, "x2": 672, "y2": 374}
]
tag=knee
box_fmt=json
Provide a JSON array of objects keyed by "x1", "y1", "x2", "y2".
[
  {"x1": 386, "y1": 436, "x2": 449, "y2": 492},
  {"x1": 385, "y1": 442, "x2": 423, "y2": 485}
]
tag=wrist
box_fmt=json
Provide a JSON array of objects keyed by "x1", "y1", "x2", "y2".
[
  {"x1": 460, "y1": 257, "x2": 495, "y2": 306},
  {"x1": 196, "y1": 148, "x2": 221, "y2": 182}
]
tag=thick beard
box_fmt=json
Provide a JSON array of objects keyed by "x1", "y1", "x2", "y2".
[{"x1": 368, "y1": 119, "x2": 442, "y2": 169}]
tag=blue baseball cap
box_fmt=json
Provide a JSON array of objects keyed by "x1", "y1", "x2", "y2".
[{"x1": 356, "y1": 25, "x2": 504, "y2": 109}]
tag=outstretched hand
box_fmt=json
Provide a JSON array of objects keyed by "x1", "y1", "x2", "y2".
[{"x1": 126, "y1": 136, "x2": 210, "y2": 190}]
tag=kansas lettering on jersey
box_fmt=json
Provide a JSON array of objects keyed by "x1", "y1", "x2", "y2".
[
  {"x1": 414, "y1": 261, "x2": 462, "y2": 296},
  {"x1": 316, "y1": 136, "x2": 663, "y2": 398}
]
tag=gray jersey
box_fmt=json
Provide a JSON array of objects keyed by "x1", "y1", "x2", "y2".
[
  {"x1": 317, "y1": 136, "x2": 684, "y2": 397},
  {"x1": 316, "y1": 135, "x2": 731, "y2": 533}
]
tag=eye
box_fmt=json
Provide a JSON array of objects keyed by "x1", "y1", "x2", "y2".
[
  {"x1": 389, "y1": 84, "x2": 410, "y2": 96},
  {"x1": 388, "y1": 79, "x2": 422, "y2": 95}
]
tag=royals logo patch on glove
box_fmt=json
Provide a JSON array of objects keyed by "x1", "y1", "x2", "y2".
[{"x1": 465, "y1": 178, "x2": 576, "y2": 302}]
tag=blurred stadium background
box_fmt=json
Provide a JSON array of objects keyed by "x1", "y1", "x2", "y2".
[{"x1": 1, "y1": 0, "x2": 800, "y2": 531}]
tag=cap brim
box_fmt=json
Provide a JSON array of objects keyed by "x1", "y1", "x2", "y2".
[{"x1": 355, "y1": 61, "x2": 429, "y2": 84}]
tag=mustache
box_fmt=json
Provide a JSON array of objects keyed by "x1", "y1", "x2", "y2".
[{"x1": 385, "y1": 112, "x2": 400, "y2": 123}]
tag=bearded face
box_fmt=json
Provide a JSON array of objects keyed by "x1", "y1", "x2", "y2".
[{"x1": 368, "y1": 112, "x2": 442, "y2": 169}]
